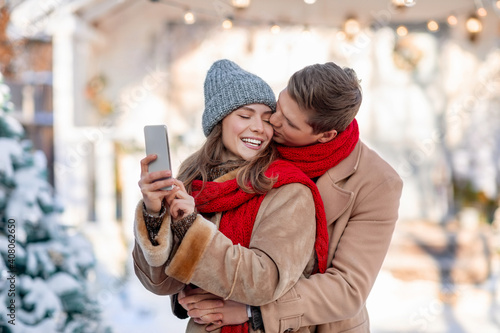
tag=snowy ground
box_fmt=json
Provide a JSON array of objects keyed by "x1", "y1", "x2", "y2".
[
  {"x1": 95, "y1": 254, "x2": 188, "y2": 333},
  {"x1": 97, "y1": 263, "x2": 500, "y2": 333},
  {"x1": 367, "y1": 270, "x2": 500, "y2": 333}
]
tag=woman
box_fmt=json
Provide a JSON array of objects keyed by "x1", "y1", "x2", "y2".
[{"x1": 133, "y1": 59, "x2": 328, "y2": 333}]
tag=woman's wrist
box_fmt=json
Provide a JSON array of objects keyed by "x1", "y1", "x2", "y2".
[
  {"x1": 171, "y1": 211, "x2": 197, "y2": 241},
  {"x1": 143, "y1": 201, "x2": 167, "y2": 246},
  {"x1": 145, "y1": 206, "x2": 162, "y2": 216}
]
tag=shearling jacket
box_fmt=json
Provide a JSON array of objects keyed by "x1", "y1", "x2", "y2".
[
  {"x1": 132, "y1": 170, "x2": 319, "y2": 333},
  {"x1": 259, "y1": 141, "x2": 403, "y2": 332}
]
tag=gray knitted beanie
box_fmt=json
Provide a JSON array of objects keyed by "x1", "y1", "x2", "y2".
[{"x1": 202, "y1": 59, "x2": 276, "y2": 137}]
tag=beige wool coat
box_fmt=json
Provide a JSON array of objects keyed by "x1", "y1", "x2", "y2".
[
  {"x1": 259, "y1": 141, "x2": 403, "y2": 333},
  {"x1": 132, "y1": 171, "x2": 320, "y2": 333}
]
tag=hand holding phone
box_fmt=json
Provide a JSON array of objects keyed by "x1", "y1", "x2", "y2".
[{"x1": 144, "y1": 125, "x2": 173, "y2": 190}]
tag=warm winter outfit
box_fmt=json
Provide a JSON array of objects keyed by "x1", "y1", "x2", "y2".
[
  {"x1": 133, "y1": 59, "x2": 329, "y2": 333},
  {"x1": 133, "y1": 167, "x2": 322, "y2": 333},
  {"x1": 134, "y1": 57, "x2": 401, "y2": 333},
  {"x1": 258, "y1": 131, "x2": 404, "y2": 332},
  {"x1": 190, "y1": 160, "x2": 329, "y2": 277},
  {"x1": 134, "y1": 121, "x2": 361, "y2": 333}
]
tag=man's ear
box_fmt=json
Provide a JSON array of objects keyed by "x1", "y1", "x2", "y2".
[{"x1": 317, "y1": 130, "x2": 337, "y2": 143}]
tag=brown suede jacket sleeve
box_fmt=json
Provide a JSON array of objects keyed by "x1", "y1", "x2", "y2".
[
  {"x1": 165, "y1": 183, "x2": 317, "y2": 306},
  {"x1": 132, "y1": 182, "x2": 317, "y2": 308},
  {"x1": 132, "y1": 200, "x2": 186, "y2": 296}
]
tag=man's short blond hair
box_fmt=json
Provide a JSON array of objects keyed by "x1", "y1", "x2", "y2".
[{"x1": 287, "y1": 62, "x2": 362, "y2": 134}]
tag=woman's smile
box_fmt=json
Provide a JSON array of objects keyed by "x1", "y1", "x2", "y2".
[
  {"x1": 241, "y1": 137, "x2": 264, "y2": 149},
  {"x1": 221, "y1": 104, "x2": 274, "y2": 161}
]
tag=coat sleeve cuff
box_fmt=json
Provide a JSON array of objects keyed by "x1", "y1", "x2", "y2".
[
  {"x1": 171, "y1": 294, "x2": 188, "y2": 319},
  {"x1": 165, "y1": 215, "x2": 217, "y2": 283},
  {"x1": 133, "y1": 200, "x2": 173, "y2": 267},
  {"x1": 260, "y1": 286, "x2": 303, "y2": 332}
]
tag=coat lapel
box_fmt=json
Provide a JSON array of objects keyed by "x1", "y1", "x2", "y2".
[
  {"x1": 316, "y1": 142, "x2": 362, "y2": 226},
  {"x1": 317, "y1": 177, "x2": 353, "y2": 225}
]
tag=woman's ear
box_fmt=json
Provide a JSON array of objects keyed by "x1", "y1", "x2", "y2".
[{"x1": 317, "y1": 130, "x2": 337, "y2": 143}]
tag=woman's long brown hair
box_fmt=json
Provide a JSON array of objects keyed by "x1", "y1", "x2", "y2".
[{"x1": 177, "y1": 122, "x2": 277, "y2": 195}]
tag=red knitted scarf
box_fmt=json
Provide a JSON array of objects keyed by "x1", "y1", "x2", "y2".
[
  {"x1": 276, "y1": 119, "x2": 359, "y2": 178},
  {"x1": 191, "y1": 159, "x2": 329, "y2": 333}
]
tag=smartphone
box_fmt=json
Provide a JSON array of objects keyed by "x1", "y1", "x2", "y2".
[{"x1": 144, "y1": 125, "x2": 173, "y2": 190}]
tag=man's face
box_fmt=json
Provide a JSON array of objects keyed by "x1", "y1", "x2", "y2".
[{"x1": 270, "y1": 89, "x2": 324, "y2": 147}]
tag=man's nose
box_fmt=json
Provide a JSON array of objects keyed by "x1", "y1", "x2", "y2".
[{"x1": 270, "y1": 112, "x2": 281, "y2": 127}]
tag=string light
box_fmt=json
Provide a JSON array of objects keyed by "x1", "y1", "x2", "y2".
[
  {"x1": 466, "y1": 14, "x2": 482, "y2": 32},
  {"x1": 231, "y1": 0, "x2": 251, "y2": 9},
  {"x1": 336, "y1": 30, "x2": 346, "y2": 41},
  {"x1": 476, "y1": 7, "x2": 487, "y2": 17},
  {"x1": 343, "y1": 17, "x2": 361, "y2": 40},
  {"x1": 447, "y1": 14, "x2": 458, "y2": 26},
  {"x1": 392, "y1": 0, "x2": 416, "y2": 9},
  {"x1": 427, "y1": 20, "x2": 439, "y2": 32},
  {"x1": 392, "y1": 0, "x2": 406, "y2": 9},
  {"x1": 466, "y1": 14, "x2": 482, "y2": 42},
  {"x1": 404, "y1": 0, "x2": 417, "y2": 7},
  {"x1": 149, "y1": 0, "x2": 483, "y2": 43},
  {"x1": 222, "y1": 18, "x2": 233, "y2": 29},
  {"x1": 396, "y1": 25, "x2": 408, "y2": 36},
  {"x1": 184, "y1": 11, "x2": 195, "y2": 24},
  {"x1": 270, "y1": 23, "x2": 281, "y2": 34}
]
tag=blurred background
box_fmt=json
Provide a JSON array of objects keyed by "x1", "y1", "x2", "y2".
[{"x1": 0, "y1": 0, "x2": 499, "y2": 332}]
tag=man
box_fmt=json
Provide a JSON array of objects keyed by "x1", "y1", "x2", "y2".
[{"x1": 178, "y1": 62, "x2": 403, "y2": 332}]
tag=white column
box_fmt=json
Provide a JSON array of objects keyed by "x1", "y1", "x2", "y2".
[
  {"x1": 52, "y1": 15, "x2": 90, "y2": 226},
  {"x1": 52, "y1": 14, "x2": 106, "y2": 226},
  {"x1": 94, "y1": 139, "x2": 116, "y2": 224}
]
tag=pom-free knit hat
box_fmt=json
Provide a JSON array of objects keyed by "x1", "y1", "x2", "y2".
[{"x1": 202, "y1": 59, "x2": 276, "y2": 137}]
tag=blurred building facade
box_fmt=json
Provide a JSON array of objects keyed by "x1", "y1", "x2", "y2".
[{"x1": 5, "y1": 0, "x2": 500, "y2": 240}]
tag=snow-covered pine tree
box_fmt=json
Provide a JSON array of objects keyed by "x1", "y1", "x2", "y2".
[{"x1": 0, "y1": 77, "x2": 109, "y2": 332}]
